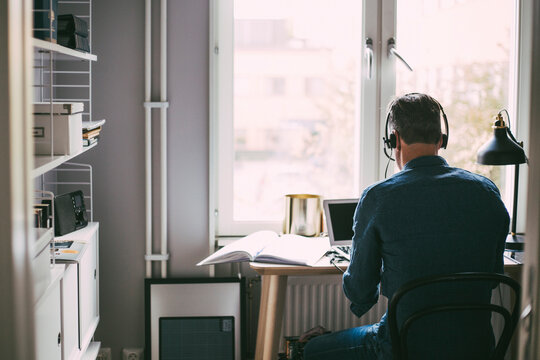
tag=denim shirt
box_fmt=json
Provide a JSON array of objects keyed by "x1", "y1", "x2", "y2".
[{"x1": 343, "y1": 155, "x2": 509, "y2": 320}]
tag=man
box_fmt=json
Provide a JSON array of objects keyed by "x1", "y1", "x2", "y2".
[{"x1": 304, "y1": 93, "x2": 509, "y2": 359}]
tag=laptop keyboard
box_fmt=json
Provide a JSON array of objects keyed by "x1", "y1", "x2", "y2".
[
  {"x1": 325, "y1": 245, "x2": 351, "y2": 263},
  {"x1": 337, "y1": 245, "x2": 351, "y2": 255}
]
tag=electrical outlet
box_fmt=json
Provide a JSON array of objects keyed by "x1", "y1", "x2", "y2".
[
  {"x1": 122, "y1": 348, "x2": 144, "y2": 360},
  {"x1": 97, "y1": 347, "x2": 112, "y2": 360}
]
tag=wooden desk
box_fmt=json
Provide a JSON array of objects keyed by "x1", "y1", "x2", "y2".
[{"x1": 250, "y1": 256, "x2": 522, "y2": 360}]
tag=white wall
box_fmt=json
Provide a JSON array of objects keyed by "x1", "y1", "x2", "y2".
[{"x1": 78, "y1": 0, "x2": 211, "y2": 355}]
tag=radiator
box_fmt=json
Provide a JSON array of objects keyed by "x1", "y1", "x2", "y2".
[
  {"x1": 274, "y1": 275, "x2": 514, "y2": 359},
  {"x1": 279, "y1": 275, "x2": 388, "y2": 351}
]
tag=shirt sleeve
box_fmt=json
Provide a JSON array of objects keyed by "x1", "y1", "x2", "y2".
[{"x1": 342, "y1": 188, "x2": 382, "y2": 318}]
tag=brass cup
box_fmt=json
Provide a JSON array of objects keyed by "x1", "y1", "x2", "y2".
[{"x1": 283, "y1": 194, "x2": 323, "y2": 237}]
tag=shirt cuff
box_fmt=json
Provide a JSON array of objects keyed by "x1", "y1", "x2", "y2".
[{"x1": 349, "y1": 300, "x2": 376, "y2": 318}]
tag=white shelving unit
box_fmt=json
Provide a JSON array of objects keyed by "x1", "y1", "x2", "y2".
[
  {"x1": 33, "y1": 38, "x2": 98, "y2": 62},
  {"x1": 32, "y1": 0, "x2": 101, "y2": 359},
  {"x1": 33, "y1": 142, "x2": 97, "y2": 178}
]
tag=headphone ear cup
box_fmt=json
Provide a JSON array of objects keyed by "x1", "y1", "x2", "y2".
[
  {"x1": 441, "y1": 134, "x2": 448, "y2": 149},
  {"x1": 389, "y1": 133, "x2": 397, "y2": 149}
]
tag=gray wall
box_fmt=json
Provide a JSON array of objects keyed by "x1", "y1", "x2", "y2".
[{"x1": 79, "y1": 0, "x2": 210, "y2": 356}]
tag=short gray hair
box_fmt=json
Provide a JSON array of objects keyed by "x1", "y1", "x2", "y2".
[{"x1": 387, "y1": 93, "x2": 442, "y2": 145}]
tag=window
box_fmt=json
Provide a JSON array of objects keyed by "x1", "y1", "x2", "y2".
[
  {"x1": 212, "y1": 0, "x2": 364, "y2": 235},
  {"x1": 211, "y1": 0, "x2": 520, "y2": 237}
]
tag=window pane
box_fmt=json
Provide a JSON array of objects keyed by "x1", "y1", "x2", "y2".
[
  {"x1": 396, "y1": 0, "x2": 516, "y2": 195},
  {"x1": 233, "y1": 0, "x2": 363, "y2": 222}
]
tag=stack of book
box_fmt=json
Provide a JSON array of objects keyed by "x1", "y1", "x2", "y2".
[
  {"x1": 82, "y1": 119, "x2": 106, "y2": 147},
  {"x1": 34, "y1": 202, "x2": 52, "y2": 229},
  {"x1": 58, "y1": 14, "x2": 90, "y2": 52}
]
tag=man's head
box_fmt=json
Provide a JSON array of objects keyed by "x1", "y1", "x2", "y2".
[
  {"x1": 387, "y1": 93, "x2": 444, "y2": 146},
  {"x1": 386, "y1": 93, "x2": 447, "y2": 169}
]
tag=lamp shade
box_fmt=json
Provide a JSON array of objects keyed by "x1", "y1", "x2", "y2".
[{"x1": 477, "y1": 121, "x2": 526, "y2": 165}]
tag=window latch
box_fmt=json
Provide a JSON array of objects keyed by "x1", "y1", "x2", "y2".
[
  {"x1": 365, "y1": 38, "x2": 374, "y2": 80},
  {"x1": 388, "y1": 38, "x2": 413, "y2": 72}
]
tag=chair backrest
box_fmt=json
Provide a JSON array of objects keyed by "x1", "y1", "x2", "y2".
[{"x1": 387, "y1": 272, "x2": 521, "y2": 360}]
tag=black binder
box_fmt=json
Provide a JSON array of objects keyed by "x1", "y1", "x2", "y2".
[
  {"x1": 58, "y1": 14, "x2": 89, "y2": 37},
  {"x1": 58, "y1": 33, "x2": 90, "y2": 52}
]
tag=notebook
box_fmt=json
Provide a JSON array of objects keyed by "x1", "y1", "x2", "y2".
[{"x1": 323, "y1": 198, "x2": 358, "y2": 259}]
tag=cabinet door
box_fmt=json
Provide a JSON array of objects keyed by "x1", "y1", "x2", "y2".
[
  {"x1": 62, "y1": 264, "x2": 79, "y2": 359},
  {"x1": 79, "y1": 232, "x2": 99, "y2": 352},
  {"x1": 35, "y1": 280, "x2": 62, "y2": 360}
]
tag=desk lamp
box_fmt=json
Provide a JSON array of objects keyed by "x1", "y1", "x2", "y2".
[{"x1": 476, "y1": 109, "x2": 527, "y2": 251}]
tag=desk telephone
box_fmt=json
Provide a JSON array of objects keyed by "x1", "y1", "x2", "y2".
[{"x1": 53, "y1": 190, "x2": 88, "y2": 236}]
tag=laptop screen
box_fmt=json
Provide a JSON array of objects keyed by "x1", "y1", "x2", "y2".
[{"x1": 323, "y1": 199, "x2": 358, "y2": 246}]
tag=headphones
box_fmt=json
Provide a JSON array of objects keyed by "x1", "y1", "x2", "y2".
[{"x1": 383, "y1": 94, "x2": 449, "y2": 161}]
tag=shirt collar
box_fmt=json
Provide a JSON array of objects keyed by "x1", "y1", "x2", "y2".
[{"x1": 403, "y1": 155, "x2": 448, "y2": 171}]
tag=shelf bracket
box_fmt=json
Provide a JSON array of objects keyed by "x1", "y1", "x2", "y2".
[
  {"x1": 145, "y1": 254, "x2": 170, "y2": 261},
  {"x1": 143, "y1": 101, "x2": 169, "y2": 109}
]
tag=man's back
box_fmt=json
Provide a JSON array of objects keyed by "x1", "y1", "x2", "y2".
[
  {"x1": 343, "y1": 155, "x2": 509, "y2": 359},
  {"x1": 373, "y1": 156, "x2": 508, "y2": 297}
]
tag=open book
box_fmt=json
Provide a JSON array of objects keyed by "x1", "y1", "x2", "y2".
[{"x1": 197, "y1": 230, "x2": 330, "y2": 266}]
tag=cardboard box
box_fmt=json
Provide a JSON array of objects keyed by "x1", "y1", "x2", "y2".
[{"x1": 34, "y1": 113, "x2": 83, "y2": 155}]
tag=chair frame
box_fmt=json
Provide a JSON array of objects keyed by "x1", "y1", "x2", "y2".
[{"x1": 387, "y1": 272, "x2": 521, "y2": 360}]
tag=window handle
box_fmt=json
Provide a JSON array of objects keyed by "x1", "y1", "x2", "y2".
[
  {"x1": 365, "y1": 38, "x2": 374, "y2": 80},
  {"x1": 387, "y1": 38, "x2": 413, "y2": 72}
]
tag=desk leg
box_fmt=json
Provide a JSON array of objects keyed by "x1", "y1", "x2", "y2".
[{"x1": 255, "y1": 274, "x2": 288, "y2": 360}]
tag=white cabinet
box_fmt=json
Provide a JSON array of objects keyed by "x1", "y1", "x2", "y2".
[
  {"x1": 79, "y1": 228, "x2": 99, "y2": 349},
  {"x1": 35, "y1": 266, "x2": 65, "y2": 360},
  {"x1": 36, "y1": 281, "x2": 62, "y2": 360},
  {"x1": 56, "y1": 222, "x2": 100, "y2": 359},
  {"x1": 62, "y1": 264, "x2": 79, "y2": 360},
  {"x1": 35, "y1": 222, "x2": 100, "y2": 360}
]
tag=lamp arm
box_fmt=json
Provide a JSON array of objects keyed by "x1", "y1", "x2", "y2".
[
  {"x1": 499, "y1": 109, "x2": 512, "y2": 128},
  {"x1": 498, "y1": 109, "x2": 519, "y2": 143}
]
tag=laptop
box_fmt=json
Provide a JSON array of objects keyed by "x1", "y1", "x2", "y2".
[{"x1": 323, "y1": 198, "x2": 358, "y2": 258}]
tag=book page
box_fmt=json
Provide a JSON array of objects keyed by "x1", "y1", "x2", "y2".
[
  {"x1": 256, "y1": 235, "x2": 330, "y2": 266},
  {"x1": 197, "y1": 230, "x2": 278, "y2": 265}
]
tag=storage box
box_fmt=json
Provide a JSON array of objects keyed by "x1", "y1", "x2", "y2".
[
  {"x1": 34, "y1": 113, "x2": 83, "y2": 155},
  {"x1": 34, "y1": 101, "x2": 84, "y2": 115}
]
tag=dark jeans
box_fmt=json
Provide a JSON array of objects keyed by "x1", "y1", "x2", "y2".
[
  {"x1": 303, "y1": 319, "x2": 390, "y2": 360},
  {"x1": 303, "y1": 311, "x2": 495, "y2": 360}
]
